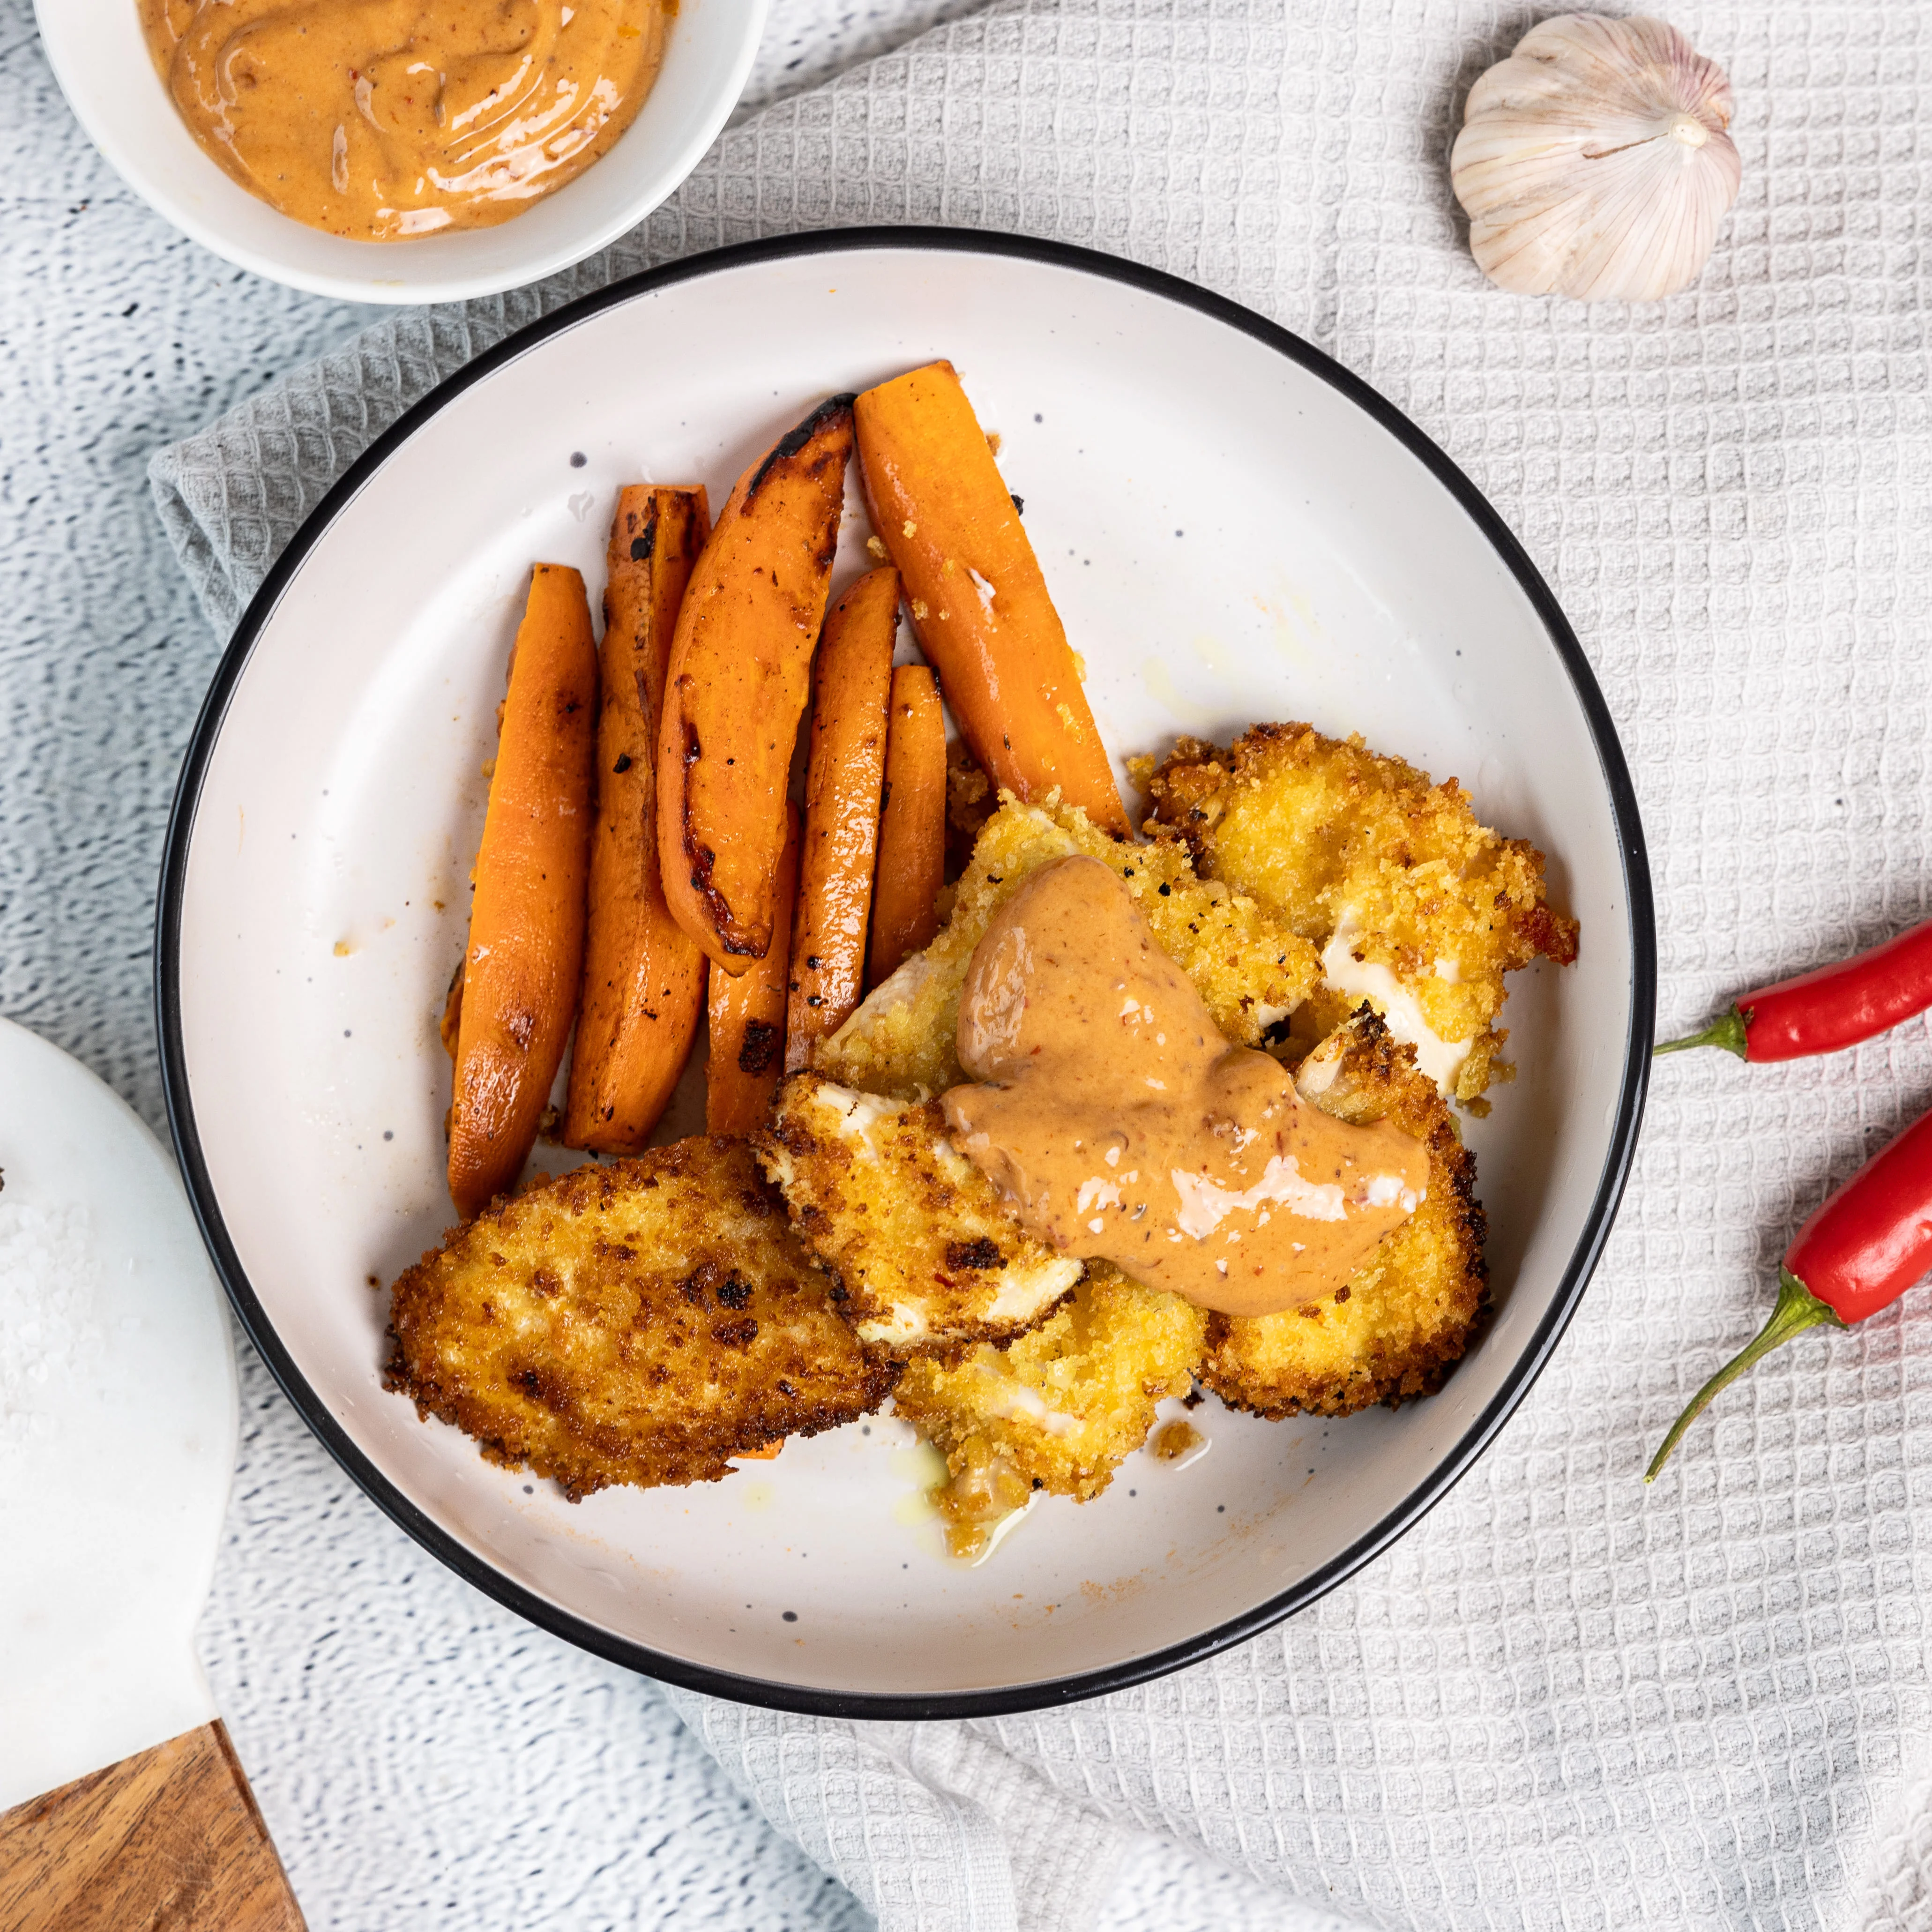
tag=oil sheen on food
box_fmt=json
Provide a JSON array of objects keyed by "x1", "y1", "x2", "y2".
[
  {"x1": 138, "y1": 0, "x2": 672, "y2": 240},
  {"x1": 942, "y1": 857, "x2": 1427, "y2": 1318}
]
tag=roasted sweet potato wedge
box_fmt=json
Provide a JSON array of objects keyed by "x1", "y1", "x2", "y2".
[
  {"x1": 786, "y1": 566, "x2": 897, "y2": 1071},
  {"x1": 564, "y1": 485, "x2": 711, "y2": 1153},
  {"x1": 707, "y1": 802, "x2": 800, "y2": 1136},
  {"x1": 855, "y1": 361, "x2": 1127, "y2": 834},
  {"x1": 448, "y1": 564, "x2": 598, "y2": 1221},
  {"x1": 657, "y1": 395, "x2": 856, "y2": 973},
  {"x1": 868, "y1": 661, "x2": 947, "y2": 987}
]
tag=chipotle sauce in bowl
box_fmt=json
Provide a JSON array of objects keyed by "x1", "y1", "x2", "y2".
[{"x1": 137, "y1": 0, "x2": 673, "y2": 241}]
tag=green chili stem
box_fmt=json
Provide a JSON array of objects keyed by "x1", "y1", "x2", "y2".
[
  {"x1": 1653, "y1": 1007, "x2": 1749, "y2": 1059},
  {"x1": 1646, "y1": 1268, "x2": 1845, "y2": 1482}
]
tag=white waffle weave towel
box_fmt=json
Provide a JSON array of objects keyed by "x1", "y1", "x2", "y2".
[{"x1": 152, "y1": 5, "x2": 1932, "y2": 1928}]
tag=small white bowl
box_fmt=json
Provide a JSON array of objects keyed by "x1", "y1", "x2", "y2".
[{"x1": 32, "y1": 0, "x2": 767, "y2": 305}]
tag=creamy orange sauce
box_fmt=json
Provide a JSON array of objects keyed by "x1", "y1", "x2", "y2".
[
  {"x1": 941, "y1": 858, "x2": 1427, "y2": 1318},
  {"x1": 137, "y1": 0, "x2": 672, "y2": 241}
]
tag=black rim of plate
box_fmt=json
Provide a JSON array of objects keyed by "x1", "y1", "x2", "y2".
[{"x1": 157, "y1": 225, "x2": 1656, "y2": 1721}]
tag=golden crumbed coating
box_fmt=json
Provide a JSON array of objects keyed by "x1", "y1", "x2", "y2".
[
  {"x1": 1141, "y1": 723, "x2": 1578, "y2": 1103},
  {"x1": 756, "y1": 1072, "x2": 1082, "y2": 1357},
  {"x1": 820, "y1": 793, "x2": 1320, "y2": 1100},
  {"x1": 384, "y1": 1136, "x2": 898, "y2": 1499},
  {"x1": 945, "y1": 738, "x2": 996, "y2": 877},
  {"x1": 1200, "y1": 1009, "x2": 1488, "y2": 1418},
  {"x1": 894, "y1": 1264, "x2": 1208, "y2": 1543}
]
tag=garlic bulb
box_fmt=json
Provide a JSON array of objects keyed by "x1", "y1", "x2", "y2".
[{"x1": 1451, "y1": 14, "x2": 1740, "y2": 302}]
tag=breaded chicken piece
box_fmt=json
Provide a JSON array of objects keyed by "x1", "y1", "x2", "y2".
[
  {"x1": 1200, "y1": 1009, "x2": 1487, "y2": 1418},
  {"x1": 820, "y1": 793, "x2": 1319, "y2": 1100},
  {"x1": 757, "y1": 1073, "x2": 1082, "y2": 1357},
  {"x1": 385, "y1": 1136, "x2": 898, "y2": 1498},
  {"x1": 894, "y1": 1264, "x2": 1208, "y2": 1548},
  {"x1": 1141, "y1": 723, "x2": 1577, "y2": 1105}
]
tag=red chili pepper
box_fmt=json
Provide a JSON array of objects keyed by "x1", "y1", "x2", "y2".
[
  {"x1": 1647, "y1": 1103, "x2": 1932, "y2": 1479},
  {"x1": 1656, "y1": 915, "x2": 1932, "y2": 1061}
]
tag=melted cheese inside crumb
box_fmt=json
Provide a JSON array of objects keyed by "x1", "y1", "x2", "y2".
[{"x1": 1320, "y1": 914, "x2": 1471, "y2": 1094}]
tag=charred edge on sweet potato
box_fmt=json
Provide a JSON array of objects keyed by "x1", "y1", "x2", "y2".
[
  {"x1": 743, "y1": 394, "x2": 858, "y2": 508},
  {"x1": 738, "y1": 1019, "x2": 780, "y2": 1075},
  {"x1": 678, "y1": 716, "x2": 760, "y2": 959},
  {"x1": 626, "y1": 499, "x2": 659, "y2": 564}
]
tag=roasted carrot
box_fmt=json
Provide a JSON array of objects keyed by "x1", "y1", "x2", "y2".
[
  {"x1": 706, "y1": 803, "x2": 800, "y2": 1136},
  {"x1": 564, "y1": 485, "x2": 712, "y2": 1153},
  {"x1": 854, "y1": 361, "x2": 1127, "y2": 834},
  {"x1": 448, "y1": 565, "x2": 598, "y2": 1221},
  {"x1": 658, "y1": 396, "x2": 856, "y2": 974},
  {"x1": 785, "y1": 568, "x2": 898, "y2": 1071},
  {"x1": 868, "y1": 663, "x2": 947, "y2": 987}
]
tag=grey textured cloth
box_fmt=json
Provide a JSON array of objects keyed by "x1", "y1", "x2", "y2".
[{"x1": 151, "y1": 3, "x2": 1932, "y2": 1929}]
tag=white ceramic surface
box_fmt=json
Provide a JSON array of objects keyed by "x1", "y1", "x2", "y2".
[
  {"x1": 0, "y1": 1018, "x2": 237, "y2": 1807},
  {"x1": 31, "y1": 0, "x2": 767, "y2": 304},
  {"x1": 163, "y1": 237, "x2": 1648, "y2": 1711}
]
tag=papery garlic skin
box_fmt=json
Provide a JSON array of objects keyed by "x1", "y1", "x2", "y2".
[{"x1": 1452, "y1": 14, "x2": 1740, "y2": 302}]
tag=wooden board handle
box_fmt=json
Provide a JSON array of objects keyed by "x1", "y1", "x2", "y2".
[{"x1": 0, "y1": 1720, "x2": 305, "y2": 1932}]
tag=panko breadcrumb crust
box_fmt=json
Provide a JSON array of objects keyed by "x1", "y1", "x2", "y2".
[
  {"x1": 1201, "y1": 1008, "x2": 1489, "y2": 1418},
  {"x1": 385, "y1": 1136, "x2": 898, "y2": 1499},
  {"x1": 1140, "y1": 722, "x2": 1577, "y2": 1104},
  {"x1": 755, "y1": 1074, "x2": 1082, "y2": 1359},
  {"x1": 893, "y1": 1263, "x2": 1208, "y2": 1514}
]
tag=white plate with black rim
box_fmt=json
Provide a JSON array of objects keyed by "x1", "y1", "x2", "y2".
[{"x1": 157, "y1": 229, "x2": 1653, "y2": 1716}]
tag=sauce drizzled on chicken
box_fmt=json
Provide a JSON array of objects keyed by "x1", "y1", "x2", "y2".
[{"x1": 942, "y1": 856, "x2": 1426, "y2": 1318}]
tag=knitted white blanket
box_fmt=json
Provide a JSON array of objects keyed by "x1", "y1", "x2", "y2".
[{"x1": 152, "y1": 5, "x2": 1932, "y2": 1927}]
